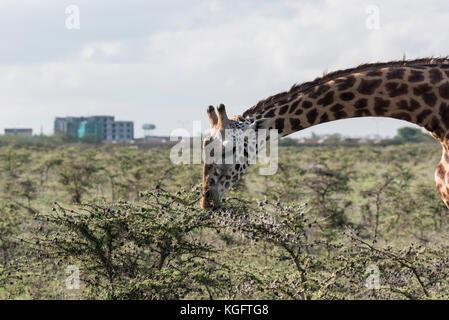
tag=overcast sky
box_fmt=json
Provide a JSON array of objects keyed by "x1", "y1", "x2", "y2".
[{"x1": 1, "y1": 0, "x2": 449, "y2": 138}]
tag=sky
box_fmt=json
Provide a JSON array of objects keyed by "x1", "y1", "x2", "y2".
[{"x1": 1, "y1": 0, "x2": 449, "y2": 138}]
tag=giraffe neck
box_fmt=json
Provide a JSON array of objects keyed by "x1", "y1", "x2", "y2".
[
  {"x1": 237, "y1": 58, "x2": 449, "y2": 209},
  {"x1": 243, "y1": 59, "x2": 449, "y2": 146}
]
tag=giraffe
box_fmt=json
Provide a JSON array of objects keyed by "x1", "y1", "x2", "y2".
[{"x1": 201, "y1": 57, "x2": 449, "y2": 210}]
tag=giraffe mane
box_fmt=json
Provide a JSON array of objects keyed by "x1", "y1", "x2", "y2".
[{"x1": 241, "y1": 57, "x2": 449, "y2": 119}]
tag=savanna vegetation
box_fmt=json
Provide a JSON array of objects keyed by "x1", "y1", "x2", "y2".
[{"x1": 1, "y1": 128, "x2": 449, "y2": 300}]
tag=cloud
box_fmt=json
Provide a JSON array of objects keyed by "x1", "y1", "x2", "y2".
[
  {"x1": 1, "y1": 0, "x2": 449, "y2": 138},
  {"x1": 79, "y1": 42, "x2": 123, "y2": 60}
]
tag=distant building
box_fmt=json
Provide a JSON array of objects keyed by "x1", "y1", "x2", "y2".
[
  {"x1": 55, "y1": 116, "x2": 134, "y2": 142},
  {"x1": 112, "y1": 121, "x2": 134, "y2": 141},
  {"x1": 90, "y1": 116, "x2": 114, "y2": 140},
  {"x1": 4, "y1": 128, "x2": 33, "y2": 138},
  {"x1": 55, "y1": 117, "x2": 86, "y2": 137},
  {"x1": 78, "y1": 119, "x2": 105, "y2": 142}
]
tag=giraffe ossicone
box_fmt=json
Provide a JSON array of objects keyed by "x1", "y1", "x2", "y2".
[{"x1": 201, "y1": 57, "x2": 449, "y2": 210}]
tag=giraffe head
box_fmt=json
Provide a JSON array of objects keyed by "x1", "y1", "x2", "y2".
[{"x1": 200, "y1": 104, "x2": 269, "y2": 209}]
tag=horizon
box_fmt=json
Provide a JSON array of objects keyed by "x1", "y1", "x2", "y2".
[{"x1": 0, "y1": 123, "x2": 422, "y2": 140}]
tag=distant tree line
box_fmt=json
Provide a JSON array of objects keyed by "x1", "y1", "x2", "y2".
[{"x1": 278, "y1": 127, "x2": 435, "y2": 147}]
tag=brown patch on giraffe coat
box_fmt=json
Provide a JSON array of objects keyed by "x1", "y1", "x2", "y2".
[
  {"x1": 357, "y1": 78, "x2": 382, "y2": 95},
  {"x1": 413, "y1": 84, "x2": 437, "y2": 107},
  {"x1": 354, "y1": 98, "x2": 368, "y2": 109},
  {"x1": 437, "y1": 164, "x2": 446, "y2": 180},
  {"x1": 294, "y1": 108, "x2": 303, "y2": 115},
  {"x1": 275, "y1": 118, "x2": 285, "y2": 133},
  {"x1": 279, "y1": 104, "x2": 289, "y2": 115},
  {"x1": 330, "y1": 104, "x2": 344, "y2": 113},
  {"x1": 320, "y1": 113, "x2": 329, "y2": 123},
  {"x1": 287, "y1": 93, "x2": 298, "y2": 103},
  {"x1": 439, "y1": 81, "x2": 449, "y2": 99},
  {"x1": 429, "y1": 68, "x2": 444, "y2": 84},
  {"x1": 302, "y1": 101, "x2": 313, "y2": 109},
  {"x1": 397, "y1": 98, "x2": 421, "y2": 112},
  {"x1": 374, "y1": 97, "x2": 390, "y2": 115},
  {"x1": 335, "y1": 76, "x2": 356, "y2": 91},
  {"x1": 385, "y1": 82, "x2": 409, "y2": 97},
  {"x1": 334, "y1": 111, "x2": 348, "y2": 120},
  {"x1": 309, "y1": 84, "x2": 331, "y2": 99},
  {"x1": 265, "y1": 109, "x2": 275, "y2": 118},
  {"x1": 408, "y1": 70, "x2": 425, "y2": 82},
  {"x1": 306, "y1": 109, "x2": 318, "y2": 124},
  {"x1": 391, "y1": 112, "x2": 412, "y2": 122},
  {"x1": 386, "y1": 68, "x2": 405, "y2": 80},
  {"x1": 425, "y1": 116, "x2": 444, "y2": 138},
  {"x1": 416, "y1": 109, "x2": 432, "y2": 124},
  {"x1": 354, "y1": 109, "x2": 372, "y2": 117},
  {"x1": 289, "y1": 118, "x2": 302, "y2": 130},
  {"x1": 340, "y1": 92, "x2": 355, "y2": 101},
  {"x1": 329, "y1": 103, "x2": 347, "y2": 119},
  {"x1": 289, "y1": 100, "x2": 301, "y2": 113},
  {"x1": 439, "y1": 102, "x2": 449, "y2": 129},
  {"x1": 317, "y1": 91, "x2": 334, "y2": 106}
]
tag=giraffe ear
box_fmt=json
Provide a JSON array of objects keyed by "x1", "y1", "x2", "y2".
[
  {"x1": 207, "y1": 105, "x2": 218, "y2": 129},
  {"x1": 217, "y1": 104, "x2": 229, "y2": 130}
]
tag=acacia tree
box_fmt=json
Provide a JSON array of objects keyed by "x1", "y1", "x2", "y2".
[
  {"x1": 394, "y1": 127, "x2": 433, "y2": 143},
  {"x1": 5, "y1": 178, "x2": 38, "y2": 214},
  {"x1": 31, "y1": 186, "x2": 233, "y2": 299},
  {"x1": 56, "y1": 149, "x2": 103, "y2": 203},
  {"x1": 301, "y1": 155, "x2": 354, "y2": 228},
  {"x1": 33, "y1": 154, "x2": 63, "y2": 187},
  {"x1": 359, "y1": 165, "x2": 414, "y2": 239},
  {"x1": 0, "y1": 146, "x2": 30, "y2": 176}
]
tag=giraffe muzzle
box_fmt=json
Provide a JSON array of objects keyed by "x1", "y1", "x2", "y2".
[
  {"x1": 200, "y1": 197, "x2": 213, "y2": 209},
  {"x1": 200, "y1": 190, "x2": 220, "y2": 209}
]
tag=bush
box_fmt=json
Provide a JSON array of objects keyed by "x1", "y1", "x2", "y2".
[{"x1": 1, "y1": 140, "x2": 449, "y2": 300}]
